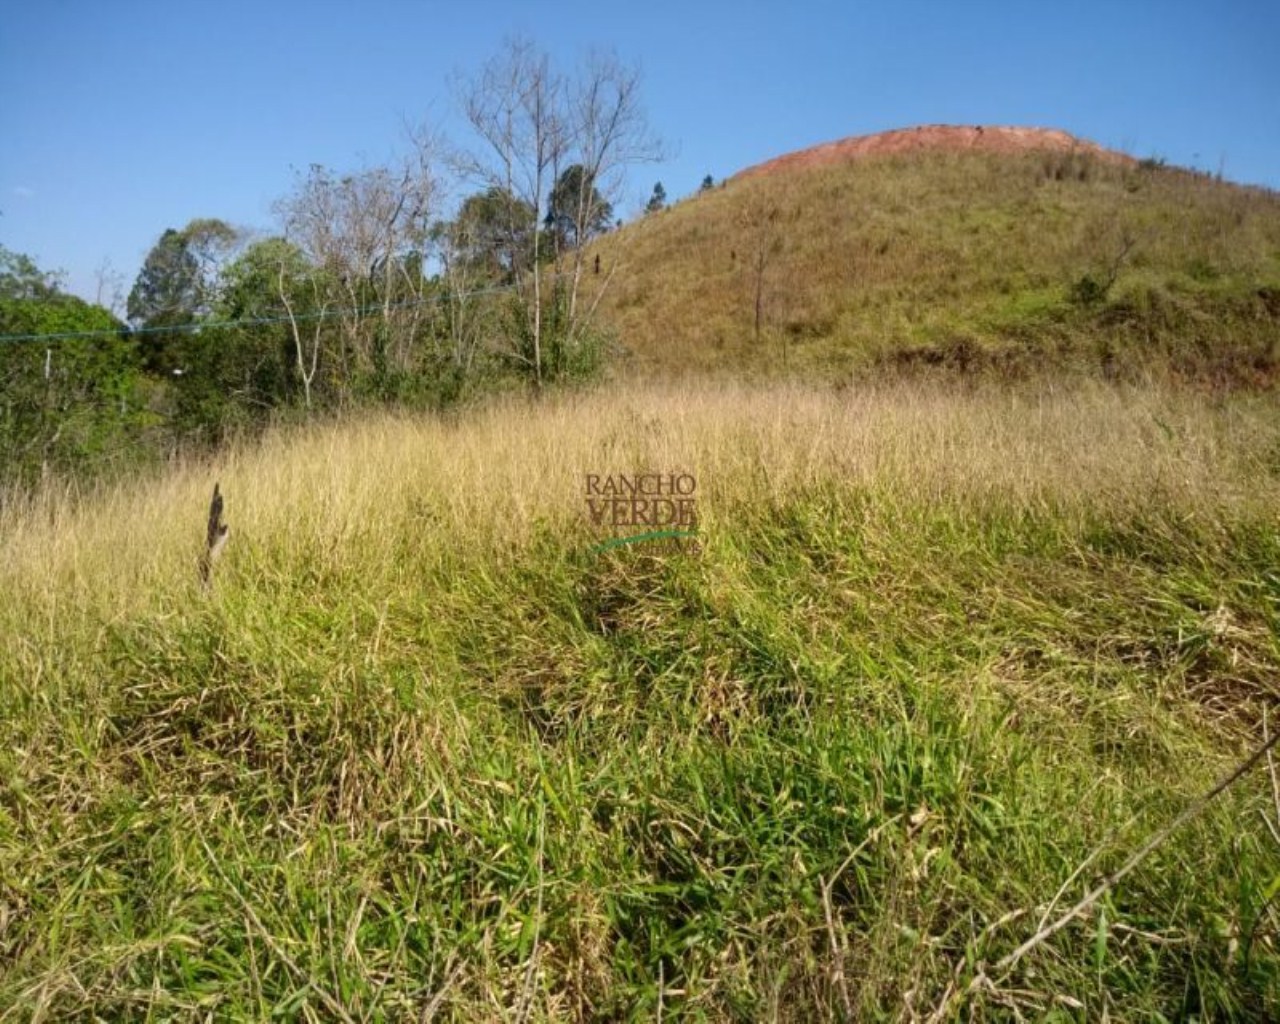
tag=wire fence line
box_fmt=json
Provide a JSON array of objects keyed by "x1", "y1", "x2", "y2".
[
  {"x1": 1, "y1": 271, "x2": 612, "y2": 490},
  {"x1": 0, "y1": 281, "x2": 521, "y2": 345}
]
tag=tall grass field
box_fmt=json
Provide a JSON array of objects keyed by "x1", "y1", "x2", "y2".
[{"x1": 3, "y1": 380, "x2": 1280, "y2": 1019}]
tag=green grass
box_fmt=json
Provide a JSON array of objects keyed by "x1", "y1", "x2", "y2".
[{"x1": 2, "y1": 381, "x2": 1280, "y2": 1019}]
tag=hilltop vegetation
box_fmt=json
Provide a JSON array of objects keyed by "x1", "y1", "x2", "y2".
[
  {"x1": 3, "y1": 381, "x2": 1280, "y2": 1018},
  {"x1": 591, "y1": 148, "x2": 1280, "y2": 382}
]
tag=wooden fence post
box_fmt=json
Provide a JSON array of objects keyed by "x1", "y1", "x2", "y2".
[{"x1": 199, "y1": 483, "x2": 230, "y2": 588}]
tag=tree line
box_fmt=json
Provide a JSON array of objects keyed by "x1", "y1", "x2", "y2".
[{"x1": 0, "y1": 39, "x2": 660, "y2": 490}]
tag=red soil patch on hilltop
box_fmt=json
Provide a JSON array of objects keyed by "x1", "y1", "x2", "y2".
[{"x1": 732, "y1": 124, "x2": 1135, "y2": 180}]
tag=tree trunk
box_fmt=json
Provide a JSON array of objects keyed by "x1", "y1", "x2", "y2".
[{"x1": 754, "y1": 250, "x2": 766, "y2": 344}]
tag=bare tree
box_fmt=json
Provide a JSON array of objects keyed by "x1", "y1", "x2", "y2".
[
  {"x1": 740, "y1": 198, "x2": 782, "y2": 347},
  {"x1": 561, "y1": 50, "x2": 662, "y2": 337},
  {"x1": 431, "y1": 215, "x2": 488, "y2": 372},
  {"x1": 460, "y1": 37, "x2": 566, "y2": 388},
  {"x1": 458, "y1": 40, "x2": 661, "y2": 386},
  {"x1": 92, "y1": 257, "x2": 126, "y2": 316},
  {"x1": 278, "y1": 262, "x2": 328, "y2": 410},
  {"x1": 275, "y1": 149, "x2": 437, "y2": 381}
]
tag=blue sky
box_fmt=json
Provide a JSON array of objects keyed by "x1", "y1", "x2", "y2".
[{"x1": 2, "y1": 0, "x2": 1277, "y2": 304}]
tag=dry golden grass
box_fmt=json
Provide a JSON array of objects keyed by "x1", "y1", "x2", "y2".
[{"x1": 3, "y1": 378, "x2": 1276, "y2": 624}]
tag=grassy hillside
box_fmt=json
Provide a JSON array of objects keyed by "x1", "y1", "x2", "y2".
[
  {"x1": 4, "y1": 380, "x2": 1280, "y2": 1018},
  {"x1": 588, "y1": 151, "x2": 1280, "y2": 382}
]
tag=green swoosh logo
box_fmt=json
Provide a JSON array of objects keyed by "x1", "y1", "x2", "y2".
[{"x1": 590, "y1": 529, "x2": 698, "y2": 553}]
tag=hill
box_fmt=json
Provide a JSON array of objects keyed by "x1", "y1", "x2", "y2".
[
  {"x1": 732, "y1": 124, "x2": 1134, "y2": 180},
  {"x1": 588, "y1": 127, "x2": 1280, "y2": 382}
]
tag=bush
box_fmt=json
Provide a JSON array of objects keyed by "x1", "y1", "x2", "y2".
[
  {"x1": 0, "y1": 295, "x2": 149, "y2": 485},
  {"x1": 503, "y1": 282, "x2": 609, "y2": 387}
]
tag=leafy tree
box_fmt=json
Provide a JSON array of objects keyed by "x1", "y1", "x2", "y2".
[
  {"x1": 546, "y1": 164, "x2": 613, "y2": 250},
  {"x1": 220, "y1": 237, "x2": 333, "y2": 411},
  {"x1": 202, "y1": 238, "x2": 316, "y2": 416},
  {"x1": 0, "y1": 246, "x2": 62, "y2": 300},
  {"x1": 127, "y1": 228, "x2": 199, "y2": 326},
  {"x1": 182, "y1": 218, "x2": 240, "y2": 306},
  {"x1": 439, "y1": 187, "x2": 538, "y2": 283},
  {"x1": 0, "y1": 247, "x2": 144, "y2": 483},
  {"x1": 645, "y1": 181, "x2": 667, "y2": 214},
  {"x1": 127, "y1": 220, "x2": 240, "y2": 374},
  {"x1": 126, "y1": 228, "x2": 202, "y2": 373},
  {"x1": 216, "y1": 238, "x2": 310, "y2": 319},
  {"x1": 431, "y1": 192, "x2": 532, "y2": 376}
]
